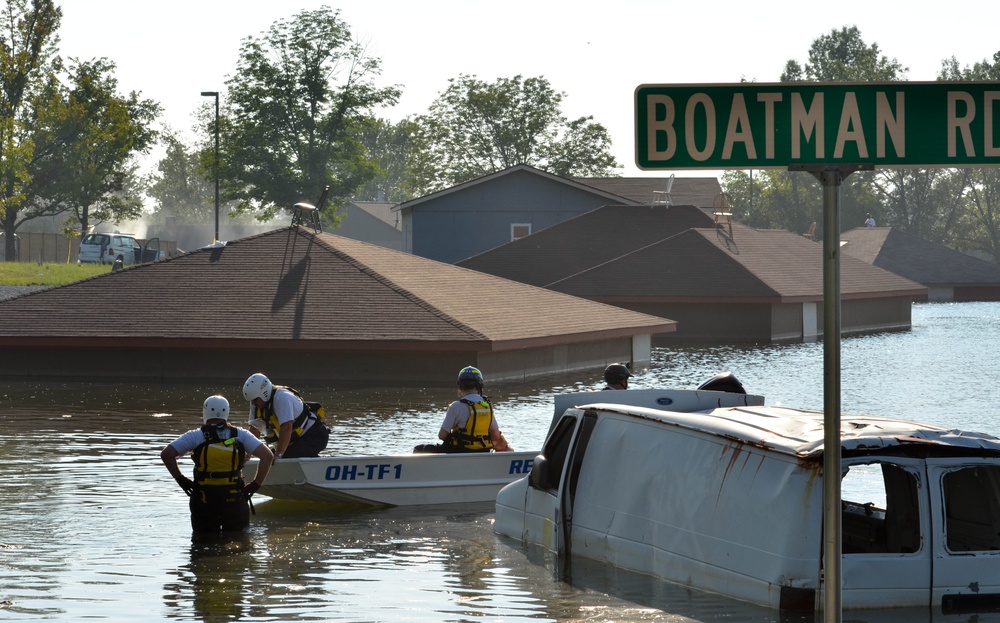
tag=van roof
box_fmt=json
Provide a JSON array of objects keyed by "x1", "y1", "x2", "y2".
[{"x1": 574, "y1": 403, "x2": 1000, "y2": 460}]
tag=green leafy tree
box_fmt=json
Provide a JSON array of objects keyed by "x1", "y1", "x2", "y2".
[
  {"x1": 147, "y1": 133, "x2": 216, "y2": 224},
  {"x1": 0, "y1": 0, "x2": 61, "y2": 259},
  {"x1": 32, "y1": 57, "x2": 160, "y2": 233},
  {"x1": 411, "y1": 74, "x2": 619, "y2": 194},
  {"x1": 352, "y1": 117, "x2": 418, "y2": 203},
  {"x1": 728, "y1": 26, "x2": 905, "y2": 239},
  {"x1": 215, "y1": 7, "x2": 400, "y2": 223},
  {"x1": 939, "y1": 52, "x2": 1000, "y2": 260},
  {"x1": 780, "y1": 25, "x2": 906, "y2": 82},
  {"x1": 0, "y1": 1, "x2": 159, "y2": 259}
]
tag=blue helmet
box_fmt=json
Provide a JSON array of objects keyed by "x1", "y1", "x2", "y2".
[{"x1": 458, "y1": 366, "x2": 483, "y2": 385}]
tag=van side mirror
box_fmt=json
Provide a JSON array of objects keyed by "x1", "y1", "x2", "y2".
[{"x1": 528, "y1": 454, "x2": 549, "y2": 490}]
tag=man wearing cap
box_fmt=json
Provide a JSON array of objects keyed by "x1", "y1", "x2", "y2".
[
  {"x1": 160, "y1": 395, "x2": 274, "y2": 535},
  {"x1": 603, "y1": 363, "x2": 632, "y2": 390}
]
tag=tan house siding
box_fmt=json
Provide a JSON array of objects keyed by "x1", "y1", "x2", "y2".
[
  {"x1": 842, "y1": 297, "x2": 912, "y2": 337},
  {"x1": 771, "y1": 303, "x2": 806, "y2": 342}
]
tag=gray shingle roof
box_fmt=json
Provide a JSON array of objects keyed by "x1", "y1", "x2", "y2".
[
  {"x1": 458, "y1": 205, "x2": 717, "y2": 287},
  {"x1": 574, "y1": 177, "x2": 722, "y2": 207},
  {"x1": 547, "y1": 225, "x2": 924, "y2": 301},
  {"x1": 841, "y1": 227, "x2": 1000, "y2": 286},
  {"x1": 0, "y1": 227, "x2": 674, "y2": 349}
]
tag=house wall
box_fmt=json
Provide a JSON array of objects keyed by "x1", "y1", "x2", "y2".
[
  {"x1": 334, "y1": 207, "x2": 403, "y2": 251},
  {"x1": 622, "y1": 302, "x2": 774, "y2": 343},
  {"x1": 953, "y1": 285, "x2": 1000, "y2": 302},
  {"x1": 479, "y1": 336, "x2": 648, "y2": 383},
  {"x1": 0, "y1": 337, "x2": 650, "y2": 386},
  {"x1": 592, "y1": 297, "x2": 913, "y2": 344},
  {"x1": 770, "y1": 303, "x2": 806, "y2": 342},
  {"x1": 405, "y1": 170, "x2": 621, "y2": 264},
  {"x1": 841, "y1": 296, "x2": 913, "y2": 336}
]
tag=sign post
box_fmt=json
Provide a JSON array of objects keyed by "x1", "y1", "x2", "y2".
[{"x1": 636, "y1": 82, "x2": 1000, "y2": 622}]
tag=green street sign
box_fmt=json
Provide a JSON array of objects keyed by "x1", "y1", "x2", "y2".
[{"x1": 635, "y1": 82, "x2": 1000, "y2": 170}]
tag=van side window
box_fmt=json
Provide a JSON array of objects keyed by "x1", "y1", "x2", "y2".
[
  {"x1": 943, "y1": 466, "x2": 1000, "y2": 552},
  {"x1": 539, "y1": 415, "x2": 578, "y2": 491},
  {"x1": 842, "y1": 462, "x2": 921, "y2": 554}
]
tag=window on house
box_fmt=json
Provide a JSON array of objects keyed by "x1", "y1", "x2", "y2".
[{"x1": 511, "y1": 223, "x2": 531, "y2": 241}]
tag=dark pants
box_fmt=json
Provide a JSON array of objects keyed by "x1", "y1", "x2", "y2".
[
  {"x1": 283, "y1": 420, "x2": 330, "y2": 458},
  {"x1": 189, "y1": 485, "x2": 250, "y2": 533}
]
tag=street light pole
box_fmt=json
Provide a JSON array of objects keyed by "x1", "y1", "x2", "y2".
[{"x1": 200, "y1": 91, "x2": 220, "y2": 243}]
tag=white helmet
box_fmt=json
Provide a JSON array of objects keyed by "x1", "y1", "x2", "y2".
[
  {"x1": 202, "y1": 395, "x2": 230, "y2": 423},
  {"x1": 243, "y1": 373, "x2": 273, "y2": 402}
]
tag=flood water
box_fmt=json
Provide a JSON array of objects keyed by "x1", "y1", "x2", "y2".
[{"x1": 3, "y1": 302, "x2": 1000, "y2": 622}]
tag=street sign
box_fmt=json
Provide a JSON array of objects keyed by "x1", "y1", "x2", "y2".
[{"x1": 635, "y1": 82, "x2": 1000, "y2": 170}]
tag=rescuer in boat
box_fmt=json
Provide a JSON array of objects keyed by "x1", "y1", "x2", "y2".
[
  {"x1": 160, "y1": 395, "x2": 274, "y2": 534},
  {"x1": 414, "y1": 366, "x2": 513, "y2": 453},
  {"x1": 243, "y1": 373, "x2": 330, "y2": 459},
  {"x1": 602, "y1": 362, "x2": 632, "y2": 390}
]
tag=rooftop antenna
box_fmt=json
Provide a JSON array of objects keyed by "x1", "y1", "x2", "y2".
[{"x1": 292, "y1": 186, "x2": 328, "y2": 233}]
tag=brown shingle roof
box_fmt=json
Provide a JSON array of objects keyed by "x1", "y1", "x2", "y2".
[
  {"x1": 0, "y1": 227, "x2": 674, "y2": 349},
  {"x1": 841, "y1": 227, "x2": 1000, "y2": 286},
  {"x1": 458, "y1": 204, "x2": 716, "y2": 287},
  {"x1": 549, "y1": 225, "x2": 925, "y2": 301}
]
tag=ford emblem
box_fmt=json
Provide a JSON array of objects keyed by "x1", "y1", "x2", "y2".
[{"x1": 656, "y1": 397, "x2": 674, "y2": 406}]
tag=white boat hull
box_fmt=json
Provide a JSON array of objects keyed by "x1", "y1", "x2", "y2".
[{"x1": 244, "y1": 451, "x2": 538, "y2": 506}]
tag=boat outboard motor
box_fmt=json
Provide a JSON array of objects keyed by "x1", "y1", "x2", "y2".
[{"x1": 697, "y1": 371, "x2": 747, "y2": 394}]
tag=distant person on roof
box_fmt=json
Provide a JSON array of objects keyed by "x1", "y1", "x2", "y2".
[{"x1": 865, "y1": 213, "x2": 876, "y2": 227}]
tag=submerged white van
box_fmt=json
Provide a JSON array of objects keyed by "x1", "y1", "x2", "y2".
[{"x1": 495, "y1": 389, "x2": 1000, "y2": 613}]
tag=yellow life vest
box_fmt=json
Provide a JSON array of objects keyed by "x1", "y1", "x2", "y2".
[
  {"x1": 448, "y1": 397, "x2": 495, "y2": 451},
  {"x1": 192, "y1": 423, "x2": 246, "y2": 486},
  {"x1": 252, "y1": 386, "x2": 326, "y2": 445}
]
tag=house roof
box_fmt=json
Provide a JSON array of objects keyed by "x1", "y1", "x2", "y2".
[
  {"x1": 574, "y1": 176, "x2": 723, "y2": 207},
  {"x1": 393, "y1": 164, "x2": 639, "y2": 211},
  {"x1": 458, "y1": 204, "x2": 717, "y2": 287},
  {"x1": 0, "y1": 226, "x2": 674, "y2": 350},
  {"x1": 840, "y1": 227, "x2": 1000, "y2": 286},
  {"x1": 548, "y1": 225, "x2": 925, "y2": 302}
]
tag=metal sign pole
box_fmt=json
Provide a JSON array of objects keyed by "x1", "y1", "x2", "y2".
[{"x1": 793, "y1": 163, "x2": 871, "y2": 623}]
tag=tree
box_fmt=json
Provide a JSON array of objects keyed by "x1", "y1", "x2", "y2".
[
  {"x1": 32, "y1": 57, "x2": 160, "y2": 234},
  {"x1": 0, "y1": 0, "x2": 61, "y2": 260},
  {"x1": 352, "y1": 117, "x2": 419, "y2": 203},
  {"x1": 728, "y1": 26, "x2": 908, "y2": 239},
  {"x1": 215, "y1": 7, "x2": 400, "y2": 223},
  {"x1": 780, "y1": 25, "x2": 907, "y2": 82},
  {"x1": 0, "y1": 1, "x2": 159, "y2": 259},
  {"x1": 147, "y1": 133, "x2": 216, "y2": 224},
  {"x1": 411, "y1": 74, "x2": 619, "y2": 194},
  {"x1": 939, "y1": 52, "x2": 1000, "y2": 260}
]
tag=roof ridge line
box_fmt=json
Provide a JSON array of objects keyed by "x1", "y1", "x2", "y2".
[{"x1": 310, "y1": 231, "x2": 490, "y2": 341}]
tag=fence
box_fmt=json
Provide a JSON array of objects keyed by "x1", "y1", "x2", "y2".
[{"x1": 0, "y1": 232, "x2": 177, "y2": 263}]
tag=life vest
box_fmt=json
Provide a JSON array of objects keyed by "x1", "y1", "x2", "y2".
[
  {"x1": 447, "y1": 397, "x2": 495, "y2": 451},
  {"x1": 192, "y1": 423, "x2": 247, "y2": 486},
  {"x1": 252, "y1": 385, "x2": 326, "y2": 445}
]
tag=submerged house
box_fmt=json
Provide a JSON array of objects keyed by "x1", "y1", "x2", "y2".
[
  {"x1": 393, "y1": 164, "x2": 720, "y2": 264},
  {"x1": 840, "y1": 227, "x2": 1000, "y2": 302},
  {"x1": 459, "y1": 205, "x2": 926, "y2": 343},
  {"x1": 0, "y1": 226, "x2": 674, "y2": 384}
]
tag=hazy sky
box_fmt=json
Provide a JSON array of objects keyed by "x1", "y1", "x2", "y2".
[{"x1": 57, "y1": 0, "x2": 999, "y2": 178}]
